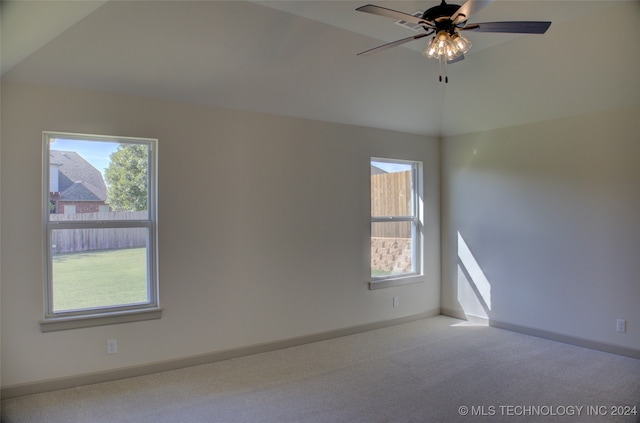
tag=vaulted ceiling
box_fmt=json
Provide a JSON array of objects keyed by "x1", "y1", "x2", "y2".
[{"x1": 2, "y1": 1, "x2": 639, "y2": 136}]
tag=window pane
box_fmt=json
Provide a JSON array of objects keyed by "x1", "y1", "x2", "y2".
[
  {"x1": 371, "y1": 221, "x2": 414, "y2": 278},
  {"x1": 43, "y1": 132, "x2": 158, "y2": 326},
  {"x1": 48, "y1": 138, "x2": 149, "y2": 220},
  {"x1": 371, "y1": 161, "x2": 414, "y2": 217},
  {"x1": 50, "y1": 228, "x2": 149, "y2": 313}
]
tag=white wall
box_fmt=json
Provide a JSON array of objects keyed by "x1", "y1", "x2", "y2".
[
  {"x1": 441, "y1": 105, "x2": 640, "y2": 350},
  {"x1": 0, "y1": 83, "x2": 441, "y2": 388}
]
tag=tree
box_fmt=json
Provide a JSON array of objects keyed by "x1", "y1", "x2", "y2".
[{"x1": 104, "y1": 144, "x2": 148, "y2": 211}]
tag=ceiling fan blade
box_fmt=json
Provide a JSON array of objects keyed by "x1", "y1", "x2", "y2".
[
  {"x1": 451, "y1": 0, "x2": 493, "y2": 24},
  {"x1": 462, "y1": 21, "x2": 551, "y2": 34},
  {"x1": 356, "y1": 5, "x2": 431, "y2": 27},
  {"x1": 357, "y1": 33, "x2": 430, "y2": 56}
]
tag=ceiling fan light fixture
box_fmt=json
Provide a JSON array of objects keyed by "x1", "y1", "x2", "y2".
[
  {"x1": 422, "y1": 37, "x2": 438, "y2": 58},
  {"x1": 451, "y1": 32, "x2": 471, "y2": 54},
  {"x1": 422, "y1": 30, "x2": 463, "y2": 60}
]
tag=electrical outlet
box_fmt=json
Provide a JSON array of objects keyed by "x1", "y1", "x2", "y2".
[
  {"x1": 107, "y1": 339, "x2": 118, "y2": 354},
  {"x1": 616, "y1": 319, "x2": 626, "y2": 333},
  {"x1": 393, "y1": 297, "x2": 400, "y2": 308}
]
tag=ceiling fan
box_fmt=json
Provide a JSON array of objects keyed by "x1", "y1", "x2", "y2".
[{"x1": 356, "y1": 0, "x2": 551, "y2": 82}]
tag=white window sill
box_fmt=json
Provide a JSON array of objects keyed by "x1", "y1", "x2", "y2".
[
  {"x1": 40, "y1": 308, "x2": 163, "y2": 332},
  {"x1": 369, "y1": 274, "x2": 424, "y2": 290}
]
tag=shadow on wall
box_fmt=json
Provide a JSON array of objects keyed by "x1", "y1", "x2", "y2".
[{"x1": 457, "y1": 231, "x2": 492, "y2": 320}]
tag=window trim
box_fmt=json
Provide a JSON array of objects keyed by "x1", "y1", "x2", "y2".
[
  {"x1": 369, "y1": 157, "x2": 424, "y2": 289},
  {"x1": 41, "y1": 132, "x2": 161, "y2": 331}
]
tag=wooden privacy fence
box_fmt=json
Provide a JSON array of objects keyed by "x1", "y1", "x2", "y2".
[
  {"x1": 50, "y1": 211, "x2": 148, "y2": 254},
  {"x1": 371, "y1": 170, "x2": 412, "y2": 238}
]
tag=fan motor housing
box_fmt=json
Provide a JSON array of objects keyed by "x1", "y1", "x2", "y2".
[{"x1": 423, "y1": 3, "x2": 461, "y2": 28}]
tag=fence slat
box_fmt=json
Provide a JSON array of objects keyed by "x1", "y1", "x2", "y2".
[
  {"x1": 50, "y1": 211, "x2": 148, "y2": 254},
  {"x1": 371, "y1": 171, "x2": 412, "y2": 238}
]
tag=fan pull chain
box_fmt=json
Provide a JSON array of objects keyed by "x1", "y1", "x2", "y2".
[
  {"x1": 438, "y1": 56, "x2": 449, "y2": 83},
  {"x1": 444, "y1": 57, "x2": 449, "y2": 83}
]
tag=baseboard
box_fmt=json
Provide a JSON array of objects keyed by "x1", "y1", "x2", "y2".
[
  {"x1": 1, "y1": 309, "x2": 439, "y2": 399},
  {"x1": 440, "y1": 307, "x2": 640, "y2": 360},
  {"x1": 439, "y1": 307, "x2": 469, "y2": 321},
  {"x1": 489, "y1": 319, "x2": 640, "y2": 360}
]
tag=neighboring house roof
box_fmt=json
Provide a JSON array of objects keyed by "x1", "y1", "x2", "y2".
[
  {"x1": 371, "y1": 165, "x2": 387, "y2": 175},
  {"x1": 50, "y1": 150, "x2": 107, "y2": 202}
]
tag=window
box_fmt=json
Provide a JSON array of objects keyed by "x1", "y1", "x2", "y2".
[
  {"x1": 42, "y1": 132, "x2": 160, "y2": 331},
  {"x1": 370, "y1": 158, "x2": 422, "y2": 288}
]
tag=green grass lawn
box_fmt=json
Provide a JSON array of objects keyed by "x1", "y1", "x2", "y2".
[{"x1": 52, "y1": 247, "x2": 148, "y2": 312}]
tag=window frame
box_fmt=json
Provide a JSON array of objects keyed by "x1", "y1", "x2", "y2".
[
  {"x1": 41, "y1": 132, "x2": 161, "y2": 332},
  {"x1": 369, "y1": 157, "x2": 424, "y2": 289}
]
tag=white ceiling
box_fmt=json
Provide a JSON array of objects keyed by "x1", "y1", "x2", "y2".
[{"x1": 2, "y1": 0, "x2": 639, "y2": 136}]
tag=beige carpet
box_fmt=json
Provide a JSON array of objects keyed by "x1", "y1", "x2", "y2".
[{"x1": 3, "y1": 316, "x2": 640, "y2": 422}]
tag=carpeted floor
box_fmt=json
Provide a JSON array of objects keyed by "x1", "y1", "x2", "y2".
[{"x1": 3, "y1": 316, "x2": 640, "y2": 422}]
